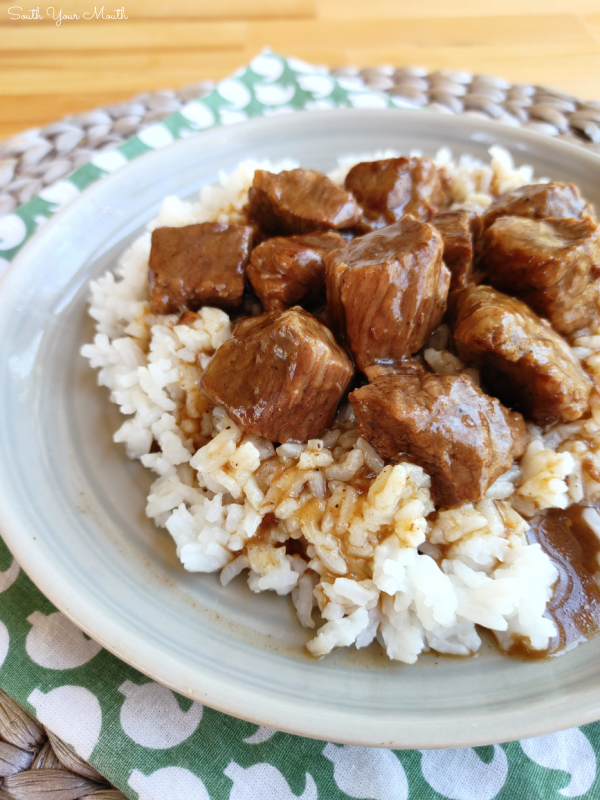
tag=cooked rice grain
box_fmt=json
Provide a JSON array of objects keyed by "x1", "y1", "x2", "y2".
[{"x1": 82, "y1": 149, "x2": 593, "y2": 664}]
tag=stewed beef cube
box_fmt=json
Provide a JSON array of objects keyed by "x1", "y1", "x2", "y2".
[
  {"x1": 481, "y1": 182, "x2": 593, "y2": 230},
  {"x1": 200, "y1": 307, "x2": 354, "y2": 443},
  {"x1": 454, "y1": 286, "x2": 591, "y2": 424},
  {"x1": 431, "y1": 209, "x2": 482, "y2": 294},
  {"x1": 363, "y1": 356, "x2": 425, "y2": 382},
  {"x1": 344, "y1": 156, "x2": 446, "y2": 232},
  {"x1": 350, "y1": 373, "x2": 529, "y2": 507},
  {"x1": 148, "y1": 222, "x2": 253, "y2": 314},
  {"x1": 247, "y1": 231, "x2": 344, "y2": 311},
  {"x1": 479, "y1": 215, "x2": 600, "y2": 335},
  {"x1": 247, "y1": 169, "x2": 362, "y2": 235},
  {"x1": 326, "y1": 215, "x2": 451, "y2": 372}
]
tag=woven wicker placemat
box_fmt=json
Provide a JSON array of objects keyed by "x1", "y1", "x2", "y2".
[
  {"x1": 0, "y1": 687, "x2": 125, "y2": 799},
  {"x1": 2, "y1": 64, "x2": 600, "y2": 798},
  {"x1": 2, "y1": 66, "x2": 600, "y2": 218}
]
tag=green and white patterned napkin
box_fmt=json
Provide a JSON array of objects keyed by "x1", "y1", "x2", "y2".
[{"x1": 1, "y1": 52, "x2": 600, "y2": 800}]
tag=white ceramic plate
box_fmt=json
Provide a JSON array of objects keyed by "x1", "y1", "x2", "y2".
[{"x1": 2, "y1": 109, "x2": 600, "y2": 749}]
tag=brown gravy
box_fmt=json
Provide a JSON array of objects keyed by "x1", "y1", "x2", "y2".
[
  {"x1": 242, "y1": 475, "x2": 600, "y2": 661},
  {"x1": 510, "y1": 503, "x2": 600, "y2": 658}
]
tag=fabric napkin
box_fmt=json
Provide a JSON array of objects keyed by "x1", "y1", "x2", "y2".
[{"x1": 1, "y1": 51, "x2": 600, "y2": 800}]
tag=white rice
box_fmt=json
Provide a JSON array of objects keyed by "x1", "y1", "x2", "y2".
[{"x1": 81, "y1": 147, "x2": 598, "y2": 664}]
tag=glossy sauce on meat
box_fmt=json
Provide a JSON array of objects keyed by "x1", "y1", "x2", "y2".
[
  {"x1": 248, "y1": 168, "x2": 362, "y2": 235},
  {"x1": 507, "y1": 505, "x2": 600, "y2": 658},
  {"x1": 350, "y1": 372, "x2": 529, "y2": 507},
  {"x1": 454, "y1": 285, "x2": 592, "y2": 424},
  {"x1": 481, "y1": 181, "x2": 593, "y2": 230},
  {"x1": 148, "y1": 222, "x2": 253, "y2": 314},
  {"x1": 200, "y1": 306, "x2": 354, "y2": 443},
  {"x1": 344, "y1": 156, "x2": 446, "y2": 232},
  {"x1": 480, "y1": 215, "x2": 600, "y2": 335},
  {"x1": 431, "y1": 209, "x2": 481, "y2": 295},
  {"x1": 326, "y1": 215, "x2": 450, "y2": 371},
  {"x1": 247, "y1": 231, "x2": 343, "y2": 311}
]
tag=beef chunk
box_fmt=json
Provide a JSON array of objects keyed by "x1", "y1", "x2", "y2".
[
  {"x1": 350, "y1": 373, "x2": 529, "y2": 507},
  {"x1": 364, "y1": 357, "x2": 425, "y2": 382},
  {"x1": 480, "y1": 215, "x2": 600, "y2": 335},
  {"x1": 148, "y1": 222, "x2": 253, "y2": 314},
  {"x1": 344, "y1": 156, "x2": 446, "y2": 232},
  {"x1": 326, "y1": 215, "x2": 451, "y2": 371},
  {"x1": 431, "y1": 209, "x2": 481, "y2": 294},
  {"x1": 481, "y1": 182, "x2": 593, "y2": 230},
  {"x1": 200, "y1": 307, "x2": 354, "y2": 443},
  {"x1": 247, "y1": 231, "x2": 343, "y2": 311},
  {"x1": 248, "y1": 169, "x2": 361, "y2": 235},
  {"x1": 454, "y1": 286, "x2": 591, "y2": 424}
]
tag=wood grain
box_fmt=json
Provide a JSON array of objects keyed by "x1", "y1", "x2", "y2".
[
  {"x1": 245, "y1": 16, "x2": 596, "y2": 50},
  {"x1": 1, "y1": 20, "x2": 246, "y2": 49},
  {"x1": 0, "y1": 52, "x2": 247, "y2": 95},
  {"x1": 317, "y1": 0, "x2": 600, "y2": 19},
  {"x1": 1, "y1": 0, "x2": 600, "y2": 139}
]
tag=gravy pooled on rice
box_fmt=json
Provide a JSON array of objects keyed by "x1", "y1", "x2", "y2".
[{"x1": 82, "y1": 147, "x2": 600, "y2": 664}]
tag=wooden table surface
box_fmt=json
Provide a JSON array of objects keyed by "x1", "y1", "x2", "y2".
[{"x1": 1, "y1": 0, "x2": 600, "y2": 141}]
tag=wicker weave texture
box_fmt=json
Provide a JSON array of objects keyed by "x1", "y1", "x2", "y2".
[{"x1": 0, "y1": 688, "x2": 125, "y2": 799}]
